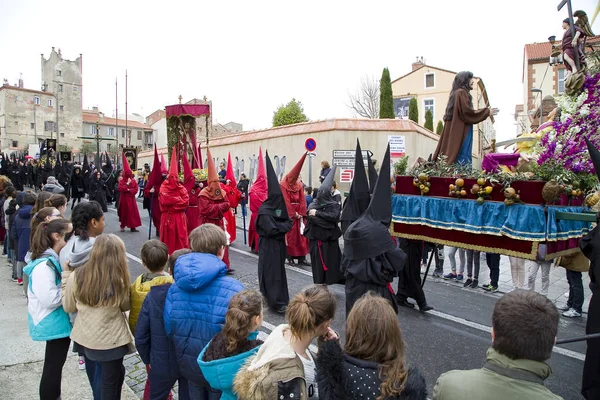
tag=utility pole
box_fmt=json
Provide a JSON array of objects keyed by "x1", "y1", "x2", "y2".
[
  {"x1": 125, "y1": 70, "x2": 129, "y2": 147},
  {"x1": 115, "y1": 77, "x2": 119, "y2": 166}
]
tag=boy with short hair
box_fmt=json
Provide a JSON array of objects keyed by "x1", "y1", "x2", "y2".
[
  {"x1": 304, "y1": 186, "x2": 313, "y2": 208},
  {"x1": 433, "y1": 290, "x2": 562, "y2": 399},
  {"x1": 135, "y1": 248, "x2": 191, "y2": 400},
  {"x1": 164, "y1": 224, "x2": 244, "y2": 399}
]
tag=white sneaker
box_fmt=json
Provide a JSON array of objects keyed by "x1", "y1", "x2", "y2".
[
  {"x1": 562, "y1": 308, "x2": 582, "y2": 318},
  {"x1": 78, "y1": 356, "x2": 86, "y2": 370}
]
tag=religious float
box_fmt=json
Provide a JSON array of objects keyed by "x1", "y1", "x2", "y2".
[{"x1": 392, "y1": 9, "x2": 600, "y2": 261}]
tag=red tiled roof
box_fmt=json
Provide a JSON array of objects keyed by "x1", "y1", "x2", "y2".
[
  {"x1": 525, "y1": 35, "x2": 600, "y2": 61},
  {"x1": 0, "y1": 84, "x2": 52, "y2": 96},
  {"x1": 82, "y1": 110, "x2": 153, "y2": 130}
]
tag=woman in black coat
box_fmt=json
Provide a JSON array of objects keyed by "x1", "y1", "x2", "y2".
[
  {"x1": 70, "y1": 166, "x2": 85, "y2": 210},
  {"x1": 88, "y1": 170, "x2": 108, "y2": 212},
  {"x1": 317, "y1": 292, "x2": 427, "y2": 400}
]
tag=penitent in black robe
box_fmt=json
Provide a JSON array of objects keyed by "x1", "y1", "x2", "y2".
[
  {"x1": 396, "y1": 239, "x2": 428, "y2": 308},
  {"x1": 304, "y1": 202, "x2": 343, "y2": 285},
  {"x1": 88, "y1": 177, "x2": 108, "y2": 212},
  {"x1": 257, "y1": 214, "x2": 293, "y2": 310}
]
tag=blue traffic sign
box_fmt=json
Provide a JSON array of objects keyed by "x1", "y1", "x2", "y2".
[{"x1": 305, "y1": 137, "x2": 317, "y2": 152}]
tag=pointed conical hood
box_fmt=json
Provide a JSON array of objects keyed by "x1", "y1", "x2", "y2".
[
  {"x1": 281, "y1": 152, "x2": 307, "y2": 190},
  {"x1": 226, "y1": 153, "x2": 236, "y2": 185},
  {"x1": 343, "y1": 144, "x2": 394, "y2": 261},
  {"x1": 312, "y1": 165, "x2": 337, "y2": 208},
  {"x1": 586, "y1": 137, "x2": 600, "y2": 181},
  {"x1": 367, "y1": 152, "x2": 378, "y2": 194},
  {"x1": 258, "y1": 151, "x2": 289, "y2": 220},
  {"x1": 146, "y1": 144, "x2": 162, "y2": 191},
  {"x1": 160, "y1": 153, "x2": 168, "y2": 175},
  {"x1": 121, "y1": 152, "x2": 133, "y2": 179},
  {"x1": 249, "y1": 148, "x2": 267, "y2": 212},
  {"x1": 340, "y1": 139, "x2": 371, "y2": 228},
  {"x1": 168, "y1": 146, "x2": 179, "y2": 180},
  {"x1": 182, "y1": 151, "x2": 195, "y2": 191},
  {"x1": 200, "y1": 147, "x2": 224, "y2": 200}
]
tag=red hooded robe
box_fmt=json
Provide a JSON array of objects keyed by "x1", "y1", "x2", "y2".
[
  {"x1": 199, "y1": 147, "x2": 231, "y2": 268},
  {"x1": 143, "y1": 145, "x2": 163, "y2": 234},
  {"x1": 221, "y1": 152, "x2": 241, "y2": 243},
  {"x1": 249, "y1": 148, "x2": 267, "y2": 252},
  {"x1": 182, "y1": 152, "x2": 201, "y2": 234},
  {"x1": 117, "y1": 153, "x2": 142, "y2": 229},
  {"x1": 281, "y1": 152, "x2": 309, "y2": 258},
  {"x1": 159, "y1": 147, "x2": 189, "y2": 255}
]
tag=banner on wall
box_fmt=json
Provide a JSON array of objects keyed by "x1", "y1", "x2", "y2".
[{"x1": 340, "y1": 168, "x2": 354, "y2": 183}]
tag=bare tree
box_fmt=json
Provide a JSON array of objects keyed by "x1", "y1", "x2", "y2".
[{"x1": 347, "y1": 75, "x2": 380, "y2": 119}]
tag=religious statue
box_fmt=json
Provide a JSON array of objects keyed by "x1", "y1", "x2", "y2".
[
  {"x1": 561, "y1": 12, "x2": 592, "y2": 78},
  {"x1": 432, "y1": 71, "x2": 498, "y2": 166}
]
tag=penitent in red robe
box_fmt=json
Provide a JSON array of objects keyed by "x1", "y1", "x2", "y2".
[
  {"x1": 159, "y1": 152, "x2": 190, "y2": 255},
  {"x1": 198, "y1": 195, "x2": 231, "y2": 266},
  {"x1": 221, "y1": 182, "x2": 241, "y2": 243},
  {"x1": 117, "y1": 175, "x2": 142, "y2": 229},
  {"x1": 281, "y1": 180, "x2": 309, "y2": 258}
]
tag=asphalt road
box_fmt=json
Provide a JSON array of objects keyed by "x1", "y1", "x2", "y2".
[{"x1": 90, "y1": 198, "x2": 587, "y2": 400}]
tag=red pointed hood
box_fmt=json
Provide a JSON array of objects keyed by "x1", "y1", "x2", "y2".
[
  {"x1": 200, "y1": 147, "x2": 224, "y2": 200},
  {"x1": 226, "y1": 153, "x2": 236, "y2": 185},
  {"x1": 146, "y1": 145, "x2": 162, "y2": 191},
  {"x1": 160, "y1": 154, "x2": 168, "y2": 175},
  {"x1": 182, "y1": 151, "x2": 195, "y2": 192},
  {"x1": 281, "y1": 152, "x2": 307, "y2": 191},
  {"x1": 161, "y1": 146, "x2": 184, "y2": 194},
  {"x1": 249, "y1": 148, "x2": 267, "y2": 213},
  {"x1": 122, "y1": 152, "x2": 133, "y2": 179}
]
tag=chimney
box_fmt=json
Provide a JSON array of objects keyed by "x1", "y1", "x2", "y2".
[
  {"x1": 18, "y1": 73, "x2": 23, "y2": 88},
  {"x1": 92, "y1": 106, "x2": 99, "y2": 113},
  {"x1": 412, "y1": 56, "x2": 425, "y2": 71}
]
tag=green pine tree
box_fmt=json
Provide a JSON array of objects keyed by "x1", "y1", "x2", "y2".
[
  {"x1": 424, "y1": 109, "x2": 434, "y2": 131},
  {"x1": 272, "y1": 98, "x2": 309, "y2": 127},
  {"x1": 408, "y1": 98, "x2": 418, "y2": 123},
  {"x1": 379, "y1": 68, "x2": 395, "y2": 119},
  {"x1": 436, "y1": 120, "x2": 444, "y2": 135}
]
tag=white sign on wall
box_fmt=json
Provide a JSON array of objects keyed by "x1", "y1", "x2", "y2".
[
  {"x1": 339, "y1": 169, "x2": 354, "y2": 183},
  {"x1": 388, "y1": 135, "x2": 406, "y2": 158}
]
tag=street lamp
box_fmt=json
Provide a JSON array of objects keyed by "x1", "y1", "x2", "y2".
[{"x1": 531, "y1": 88, "x2": 543, "y2": 127}]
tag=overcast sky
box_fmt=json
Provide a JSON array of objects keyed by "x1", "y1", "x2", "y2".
[{"x1": 1, "y1": 0, "x2": 599, "y2": 141}]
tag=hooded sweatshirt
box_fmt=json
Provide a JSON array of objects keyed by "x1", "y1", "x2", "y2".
[{"x1": 59, "y1": 236, "x2": 96, "y2": 323}]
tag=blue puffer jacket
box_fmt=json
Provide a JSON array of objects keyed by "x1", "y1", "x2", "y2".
[
  {"x1": 135, "y1": 283, "x2": 180, "y2": 379},
  {"x1": 11, "y1": 205, "x2": 33, "y2": 262},
  {"x1": 164, "y1": 252, "x2": 244, "y2": 385},
  {"x1": 198, "y1": 332, "x2": 262, "y2": 400}
]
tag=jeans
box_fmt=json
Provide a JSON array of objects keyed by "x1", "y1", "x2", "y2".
[
  {"x1": 486, "y1": 253, "x2": 501, "y2": 287},
  {"x1": 188, "y1": 382, "x2": 221, "y2": 400},
  {"x1": 147, "y1": 366, "x2": 188, "y2": 400},
  {"x1": 509, "y1": 256, "x2": 526, "y2": 289},
  {"x1": 566, "y1": 269, "x2": 584, "y2": 313},
  {"x1": 84, "y1": 355, "x2": 102, "y2": 400},
  {"x1": 527, "y1": 260, "x2": 551, "y2": 295},
  {"x1": 99, "y1": 358, "x2": 125, "y2": 400},
  {"x1": 466, "y1": 250, "x2": 481, "y2": 278},
  {"x1": 40, "y1": 337, "x2": 71, "y2": 400},
  {"x1": 448, "y1": 247, "x2": 466, "y2": 274}
]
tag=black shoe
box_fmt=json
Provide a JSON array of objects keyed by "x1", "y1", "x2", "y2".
[
  {"x1": 130, "y1": 228, "x2": 139, "y2": 232},
  {"x1": 297, "y1": 260, "x2": 311, "y2": 266},
  {"x1": 470, "y1": 279, "x2": 479, "y2": 289},
  {"x1": 463, "y1": 278, "x2": 473, "y2": 288},
  {"x1": 286, "y1": 257, "x2": 296, "y2": 265},
  {"x1": 275, "y1": 306, "x2": 287, "y2": 314},
  {"x1": 226, "y1": 269, "x2": 235, "y2": 275},
  {"x1": 397, "y1": 300, "x2": 415, "y2": 309},
  {"x1": 419, "y1": 304, "x2": 434, "y2": 312}
]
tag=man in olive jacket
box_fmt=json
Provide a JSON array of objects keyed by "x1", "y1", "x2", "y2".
[{"x1": 433, "y1": 290, "x2": 563, "y2": 400}]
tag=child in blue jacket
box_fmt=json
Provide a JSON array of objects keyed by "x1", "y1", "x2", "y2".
[
  {"x1": 198, "y1": 289, "x2": 264, "y2": 400},
  {"x1": 164, "y1": 224, "x2": 244, "y2": 399}
]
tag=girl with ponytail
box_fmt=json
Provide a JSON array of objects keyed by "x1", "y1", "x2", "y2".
[
  {"x1": 198, "y1": 289, "x2": 264, "y2": 400},
  {"x1": 234, "y1": 285, "x2": 337, "y2": 400},
  {"x1": 24, "y1": 218, "x2": 73, "y2": 400}
]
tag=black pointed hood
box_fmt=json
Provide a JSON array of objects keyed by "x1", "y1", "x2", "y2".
[
  {"x1": 82, "y1": 154, "x2": 89, "y2": 173},
  {"x1": 340, "y1": 139, "x2": 370, "y2": 226},
  {"x1": 53, "y1": 157, "x2": 62, "y2": 176},
  {"x1": 367, "y1": 152, "x2": 378, "y2": 194},
  {"x1": 310, "y1": 165, "x2": 337, "y2": 210},
  {"x1": 586, "y1": 137, "x2": 600, "y2": 181},
  {"x1": 343, "y1": 144, "x2": 394, "y2": 260},
  {"x1": 258, "y1": 151, "x2": 289, "y2": 220}
]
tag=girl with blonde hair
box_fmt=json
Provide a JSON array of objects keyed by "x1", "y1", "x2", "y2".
[
  {"x1": 235, "y1": 285, "x2": 337, "y2": 400},
  {"x1": 317, "y1": 292, "x2": 427, "y2": 400},
  {"x1": 62, "y1": 234, "x2": 133, "y2": 399}
]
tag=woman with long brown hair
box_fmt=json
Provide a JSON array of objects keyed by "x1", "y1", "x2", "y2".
[
  {"x1": 317, "y1": 292, "x2": 427, "y2": 400},
  {"x1": 44, "y1": 194, "x2": 68, "y2": 216},
  {"x1": 62, "y1": 234, "x2": 133, "y2": 399}
]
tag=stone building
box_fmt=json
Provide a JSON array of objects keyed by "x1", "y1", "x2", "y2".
[
  {"x1": 41, "y1": 48, "x2": 83, "y2": 150},
  {"x1": 391, "y1": 58, "x2": 495, "y2": 161}
]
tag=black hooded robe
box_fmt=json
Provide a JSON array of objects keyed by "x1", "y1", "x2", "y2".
[
  {"x1": 89, "y1": 176, "x2": 108, "y2": 212},
  {"x1": 580, "y1": 226, "x2": 600, "y2": 400},
  {"x1": 71, "y1": 170, "x2": 85, "y2": 199},
  {"x1": 257, "y1": 214, "x2": 293, "y2": 310},
  {"x1": 396, "y1": 239, "x2": 428, "y2": 307},
  {"x1": 9, "y1": 165, "x2": 24, "y2": 191},
  {"x1": 305, "y1": 202, "x2": 343, "y2": 285}
]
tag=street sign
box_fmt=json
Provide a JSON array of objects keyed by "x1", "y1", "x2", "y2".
[
  {"x1": 388, "y1": 135, "x2": 406, "y2": 158},
  {"x1": 332, "y1": 150, "x2": 373, "y2": 158},
  {"x1": 333, "y1": 158, "x2": 359, "y2": 167},
  {"x1": 340, "y1": 168, "x2": 354, "y2": 183},
  {"x1": 305, "y1": 138, "x2": 317, "y2": 152}
]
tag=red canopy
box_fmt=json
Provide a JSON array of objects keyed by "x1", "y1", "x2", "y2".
[{"x1": 165, "y1": 104, "x2": 210, "y2": 118}]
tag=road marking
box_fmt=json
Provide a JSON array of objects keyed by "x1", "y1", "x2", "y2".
[
  {"x1": 127, "y1": 231, "x2": 587, "y2": 362},
  {"x1": 229, "y1": 246, "x2": 313, "y2": 277}
]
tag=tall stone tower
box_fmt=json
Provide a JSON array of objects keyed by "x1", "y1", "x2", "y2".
[{"x1": 41, "y1": 47, "x2": 83, "y2": 150}]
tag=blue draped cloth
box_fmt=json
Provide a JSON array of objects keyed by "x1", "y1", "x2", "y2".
[
  {"x1": 391, "y1": 195, "x2": 591, "y2": 242},
  {"x1": 456, "y1": 125, "x2": 473, "y2": 166}
]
